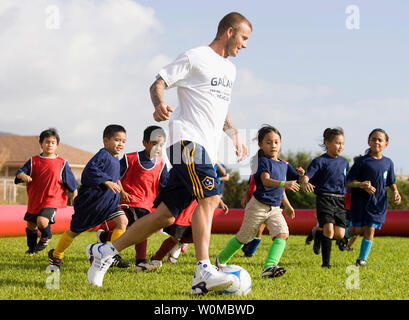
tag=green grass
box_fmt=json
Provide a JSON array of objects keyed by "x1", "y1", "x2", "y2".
[{"x1": 1, "y1": 232, "x2": 408, "y2": 300}]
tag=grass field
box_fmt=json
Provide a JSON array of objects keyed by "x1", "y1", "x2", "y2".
[{"x1": 1, "y1": 232, "x2": 408, "y2": 300}]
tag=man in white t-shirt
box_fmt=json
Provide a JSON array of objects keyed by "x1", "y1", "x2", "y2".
[{"x1": 86, "y1": 12, "x2": 252, "y2": 294}]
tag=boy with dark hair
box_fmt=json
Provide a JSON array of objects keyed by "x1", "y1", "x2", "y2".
[
  {"x1": 48, "y1": 124, "x2": 128, "y2": 268},
  {"x1": 15, "y1": 128, "x2": 78, "y2": 255},
  {"x1": 96, "y1": 125, "x2": 169, "y2": 270}
]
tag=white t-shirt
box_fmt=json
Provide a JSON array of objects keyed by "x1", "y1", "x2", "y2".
[{"x1": 158, "y1": 46, "x2": 236, "y2": 164}]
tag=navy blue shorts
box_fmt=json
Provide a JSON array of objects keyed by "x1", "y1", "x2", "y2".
[
  {"x1": 155, "y1": 141, "x2": 221, "y2": 218},
  {"x1": 70, "y1": 206, "x2": 125, "y2": 234}
]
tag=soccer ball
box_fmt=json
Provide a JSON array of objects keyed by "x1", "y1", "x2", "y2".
[{"x1": 220, "y1": 265, "x2": 252, "y2": 296}]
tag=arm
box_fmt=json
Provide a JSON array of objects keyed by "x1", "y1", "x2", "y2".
[
  {"x1": 219, "y1": 199, "x2": 229, "y2": 215},
  {"x1": 150, "y1": 77, "x2": 174, "y2": 122},
  {"x1": 389, "y1": 184, "x2": 401, "y2": 205},
  {"x1": 260, "y1": 172, "x2": 300, "y2": 192},
  {"x1": 346, "y1": 180, "x2": 376, "y2": 194},
  {"x1": 282, "y1": 191, "x2": 295, "y2": 219},
  {"x1": 223, "y1": 113, "x2": 248, "y2": 162},
  {"x1": 301, "y1": 175, "x2": 315, "y2": 193},
  {"x1": 15, "y1": 159, "x2": 32, "y2": 184}
]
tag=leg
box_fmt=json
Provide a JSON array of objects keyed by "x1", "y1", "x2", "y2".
[
  {"x1": 25, "y1": 221, "x2": 38, "y2": 254},
  {"x1": 356, "y1": 226, "x2": 375, "y2": 266},
  {"x1": 191, "y1": 195, "x2": 221, "y2": 261},
  {"x1": 321, "y1": 223, "x2": 334, "y2": 268}
]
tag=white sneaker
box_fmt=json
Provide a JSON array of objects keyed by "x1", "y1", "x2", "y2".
[
  {"x1": 86, "y1": 243, "x2": 115, "y2": 287},
  {"x1": 191, "y1": 262, "x2": 234, "y2": 294},
  {"x1": 134, "y1": 259, "x2": 162, "y2": 272}
]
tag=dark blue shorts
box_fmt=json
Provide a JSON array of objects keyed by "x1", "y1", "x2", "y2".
[{"x1": 155, "y1": 141, "x2": 221, "y2": 218}]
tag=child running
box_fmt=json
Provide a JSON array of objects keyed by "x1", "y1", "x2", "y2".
[
  {"x1": 301, "y1": 127, "x2": 349, "y2": 268},
  {"x1": 216, "y1": 125, "x2": 299, "y2": 278},
  {"x1": 15, "y1": 128, "x2": 78, "y2": 255},
  {"x1": 97, "y1": 125, "x2": 169, "y2": 271},
  {"x1": 345, "y1": 128, "x2": 401, "y2": 267},
  {"x1": 48, "y1": 125, "x2": 128, "y2": 268}
]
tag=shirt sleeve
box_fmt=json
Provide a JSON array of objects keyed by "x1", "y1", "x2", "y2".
[
  {"x1": 159, "y1": 164, "x2": 170, "y2": 190},
  {"x1": 119, "y1": 155, "x2": 128, "y2": 179},
  {"x1": 158, "y1": 52, "x2": 191, "y2": 88},
  {"x1": 386, "y1": 159, "x2": 396, "y2": 186},
  {"x1": 82, "y1": 154, "x2": 113, "y2": 187},
  {"x1": 256, "y1": 157, "x2": 271, "y2": 176},
  {"x1": 14, "y1": 159, "x2": 32, "y2": 184},
  {"x1": 61, "y1": 162, "x2": 78, "y2": 192},
  {"x1": 305, "y1": 158, "x2": 321, "y2": 179},
  {"x1": 286, "y1": 162, "x2": 299, "y2": 181}
]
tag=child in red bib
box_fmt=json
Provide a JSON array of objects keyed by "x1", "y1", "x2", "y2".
[
  {"x1": 15, "y1": 128, "x2": 78, "y2": 255},
  {"x1": 96, "y1": 126, "x2": 169, "y2": 270}
]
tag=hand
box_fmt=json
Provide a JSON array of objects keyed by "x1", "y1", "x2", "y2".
[
  {"x1": 153, "y1": 103, "x2": 174, "y2": 122},
  {"x1": 19, "y1": 173, "x2": 32, "y2": 183},
  {"x1": 285, "y1": 180, "x2": 300, "y2": 192},
  {"x1": 394, "y1": 191, "x2": 401, "y2": 205},
  {"x1": 69, "y1": 189, "x2": 78, "y2": 206},
  {"x1": 284, "y1": 205, "x2": 295, "y2": 219},
  {"x1": 120, "y1": 190, "x2": 132, "y2": 203},
  {"x1": 302, "y1": 181, "x2": 315, "y2": 193},
  {"x1": 232, "y1": 133, "x2": 248, "y2": 162},
  {"x1": 296, "y1": 167, "x2": 305, "y2": 176},
  {"x1": 220, "y1": 201, "x2": 229, "y2": 215},
  {"x1": 361, "y1": 181, "x2": 376, "y2": 195},
  {"x1": 240, "y1": 195, "x2": 249, "y2": 208},
  {"x1": 104, "y1": 181, "x2": 121, "y2": 194}
]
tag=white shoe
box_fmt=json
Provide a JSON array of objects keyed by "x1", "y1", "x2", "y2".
[
  {"x1": 191, "y1": 262, "x2": 234, "y2": 294},
  {"x1": 86, "y1": 243, "x2": 115, "y2": 287},
  {"x1": 134, "y1": 259, "x2": 162, "y2": 272}
]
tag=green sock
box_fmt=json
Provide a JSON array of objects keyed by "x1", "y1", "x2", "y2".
[
  {"x1": 218, "y1": 237, "x2": 243, "y2": 264},
  {"x1": 264, "y1": 238, "x2": 286, "y2": 269}
]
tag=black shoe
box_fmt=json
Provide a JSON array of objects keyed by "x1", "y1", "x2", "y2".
[
  {"x1": 25, "y1": 248, "x2": 36, "y2": 256},
  {"x1": 34, "y1": 237, "x2": 50, "y2": 253},
  {"x1": 305, "y1": 229, "x2": 314, "y2": 245},
  {"x1": 321, "y1": 264, "x2": 331, "y2": 269},
  {"x1": 338, "y1": 237, "x2": 349, "y2": 251},
  {"x1": 355, "y1": 258, "x2": 367, "y2": 267},
  {"x1": 48, "y1": 249, "x2": 63, "y2": 268},
  {"x1": 111, "y1": 254, "x2": 130, "y2": 268},
  {"x1": 261, "y1": 265, "x2": 286, "y2": 278}
]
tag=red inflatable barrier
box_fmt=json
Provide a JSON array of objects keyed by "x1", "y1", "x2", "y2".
[{"x1": 1, "y1": 205, "x2": 408, "y2": 237}]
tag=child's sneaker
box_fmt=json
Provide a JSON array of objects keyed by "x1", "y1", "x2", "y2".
[
  {"x1": 355, "y1": 258, "x2": 367, "y2": 267},
  {"x1": 86, "y1": 243, "x2": 115, "y2": 287},
  {"x1": 34, "y1": 237, "x2": 50, "y2": 253},
  {"x1": 167, "y1": 256, "x2": 178, "y2": 264},
  {"x1": 111, "y1": 254, "x2": 130, "y2": 268},
  {"x1": 96, "y1": 229, "x2": 108, "y2": 243},
  {"x1": 134, "y1": 259, "x2": 162, "y2": 272},
  {"x1": 191, "y1": 262, "x2": 234, "y2": 294},
  {"x1": 26, "y1": 248, "x2": 36, "y2": 256},
  {"x1": 337, "y1": 237, "x2": 349, "y2": 251},
  {"x1": 48, "y1": 249, "x2": 63, "y2": 268},
  {"x1": 261, "y1": 265, "x2": 286, "y2": 278}
]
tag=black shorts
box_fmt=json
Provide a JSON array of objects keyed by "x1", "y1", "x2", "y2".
[
  {"x1": 122, "y1": 207, "x2": 150, "y2": 226},
  {"x1": 70, "y1": 206, "x2": 125, "y2": 234},
  {"x1": 24, "y1": 208, "x2": 56, "y2": 224},
  {"x1": 163, "y1": 224, "x2": 192, "y2": 240},
  {"x1": 316, "y1": 194, "x2": 346, "y2": 228}
]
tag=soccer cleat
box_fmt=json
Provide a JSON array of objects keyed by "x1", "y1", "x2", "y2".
[
  {"x1": 25, "y1": 248, "x2": 36, "y2": 256},
  {"x1": 166, "y1": 256, "x2": 178, "y2": 264},
  {"x1": 34, "y1": 237, "x2": 50, "y2": 253},
  {"x1": 321, "y1": 264, "x2": 332, "y2": 269},
  {"x1": 191, "y1": 262, "x2": 234, "y2": 294},
  {"x1": 337, "y1": 237, "x2": 349, "y2": 251},
  {"x1": 356, "y1": 258, "x2": 367, "y2": 267},
  {"x1": 48, "y1": 249, "x2": 63, "y2": 268},
  {"x1": 215, "y1": 256, "x2": 227, "y2": 270},
  {"x1": 261, "y1": 265, "x2": 286, "y2": 278},
  {"x1": 134, "y1": 259, "x2": 162, "y2": 272},
  {"x1": 86, "y1": 243, "x2": 115, "y2": 287},
  {"x1": 110, "y1": 254, "x2": 131, "y2": 268},
  {"x1": 305, "y1": 229, "x2": 314, "y2": 245}
]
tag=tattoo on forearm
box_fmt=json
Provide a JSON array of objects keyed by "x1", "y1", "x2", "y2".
[{"x1": 150, "y1": 78, "x2": 167, "y2": 108}]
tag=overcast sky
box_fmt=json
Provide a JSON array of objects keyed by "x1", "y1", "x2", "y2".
[{"x1": 1, "y1": 0, "x2": 408, "y2": 178}]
